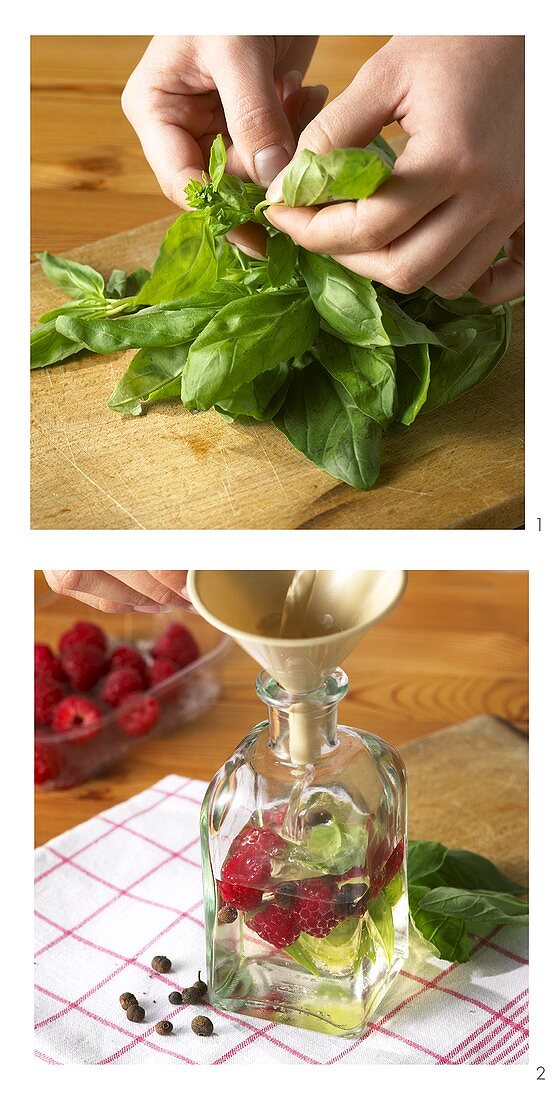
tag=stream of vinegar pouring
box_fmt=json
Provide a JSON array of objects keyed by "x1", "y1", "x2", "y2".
[{"x1": 279, "y1": 570, "x2": 318, "y2": 638}]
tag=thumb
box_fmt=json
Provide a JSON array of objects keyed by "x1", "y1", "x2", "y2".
[
  {"x1": 294, "y1": 49, "x2": 402, "y2": 156},
  {"x1": 210, "y1": 40, "x2": 296, "y2": 186}
]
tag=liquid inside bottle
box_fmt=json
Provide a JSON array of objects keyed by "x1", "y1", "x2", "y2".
[{"x1": 200, "y1": 670, "x2": 408, "y2": 1037}]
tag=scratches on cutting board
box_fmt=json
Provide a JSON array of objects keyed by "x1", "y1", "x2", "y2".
[{"x1": 42, "y1": 437, "x2": 147, "y2": 529}]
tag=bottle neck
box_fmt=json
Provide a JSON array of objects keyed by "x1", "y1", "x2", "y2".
[{"x1": 255, "y1": 669, "x2": 349, "y2": 766}]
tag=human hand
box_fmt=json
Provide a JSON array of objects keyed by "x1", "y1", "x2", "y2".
[
  {"x1": 265, "y1": 36, "x2": 524, "y2": 305},
  {"x1": 122, "y1": 35, "x2": 326, "y2": 202},
  {"x1": 44, "y1": 571, "x2": 193, "y2": 615}
]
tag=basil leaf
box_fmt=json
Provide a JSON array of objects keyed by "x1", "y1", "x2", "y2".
[
  {"x1": 182, "y1": 289, "x2": 318, "y2": 409},
  {"x1": 368, "y1": 892, "x2": 394, "y2": 962},
  {"x1": 407, "y1": 840, "x2": 448, "y2": 884},
  {"x1": 409, "y1": 885, "x2": 471, "y2": 963},
  {"x1": 58, "y1": 285, "x2": 246, "y2": 353},
  {"x1": 31, "y1": 319, "x2": 85, "y2": 370},
  {"x1": 317, "y1": 330, "x2": 397, "y2": 427},
  {"x1": 38, "y1": 298, "x2": 108, "y2": 325},
  {"x1": 106, "y1": 267, "x2": 151, "y2": 299},
  {"x1": 422, "y1": 305, "x2": 511, "y2": 413},
  {"x1": 134, "y1": 213, "x2": 217, "y2": 305},
  {"x1": 417, "y1": 887, "x2": 528, "y2": 929},
  {"x1": 267, "y1": 232, "x2": 298, "y2": 288},
  {"x1": 274, "y1": 359, "x2": 383, "y2": 490},
  {"x1": 395, "y1": 344, "x2": 431, "y2": 425},
  {"x1": 36, "y1": 251, "x2": 106, "y2": 301},
  {"x1": 282, "y1": 142, "x2": 393, "y2": 206},
  {"x1": 435, "y1": 849, "x2": 526, "y2": 896},
  {"x1": 299, "y1": 250, "x2": 389, "y2": 347},
  {"x1": 108, "y1": 343, "x2": 190, "y2": 416},
  {"x1": 216, "y1": 362, "x2": 292, "y2": 421},
  {"x1": 209, "y1": 133, "x2": 228, "y2": 187},
  {"x1": 378, "y1": 293, "x2": 442, "y2": 347},
  {"x1": 284, "y1": 939, "x2": 320, "y2": 977}
]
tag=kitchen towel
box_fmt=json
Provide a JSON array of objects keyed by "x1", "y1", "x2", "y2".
[{"x1": 34, "y1": 775, "x2": 529, "y2": 1065}]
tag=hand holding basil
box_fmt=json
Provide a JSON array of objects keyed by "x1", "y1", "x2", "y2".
[{"x1": 31, "y1": 133, "x2": 515, "y2": 491}]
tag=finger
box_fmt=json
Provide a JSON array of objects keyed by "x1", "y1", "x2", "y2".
[
  {"x1": 44, "y1": 571, "x2": 168, "y2": 614},
  {"x1": 291, "y1": 46, "x2": 403, "y2": 156},
  {"x1": 226, "y1": 222, "x2": 268, "y2": 260},
  {"x1": 274, "y1": 37, "x2": 319, "y2": 80},
  {"x1": 323, "y1": 198, "x2": 492, "y2": 294},
  {"x1": 208, "y1": 39, "x2": 296, "y2": 186},
  {"x1": 426, "y1": 219, "x2": 522, "y2": 301},
  {"x1": 469, "y1": 225, "x2": 525, "y2": 305},
  {"x1": 106, "y1": 571, "x2": 191, "y2": 611}
]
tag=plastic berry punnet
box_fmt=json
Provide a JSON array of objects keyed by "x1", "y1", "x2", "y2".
[{"x1": 188, "y1": 570, "x2": 408, "y2": 1038}]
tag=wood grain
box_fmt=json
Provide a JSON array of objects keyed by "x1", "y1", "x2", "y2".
[{"x1": 34, "y1": 570, "x2": 528, "y2": 846}]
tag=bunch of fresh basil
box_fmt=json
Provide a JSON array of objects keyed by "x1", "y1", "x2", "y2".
[
  {"x1": 407, "y1": 839, "x2": 528, "y2": 962},
  {"x1": 31, "y1": 134, "x2": 513, "y2": 490}
]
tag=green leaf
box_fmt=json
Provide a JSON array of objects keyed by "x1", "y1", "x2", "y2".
[
  {"x1": 209, "y1": 134, "x2": 227, "y2": 188},
  {"x1": 31, "y1": 319, "x2": 85, "y2": 370},
  {"x1": 134, "y1": 213, "x2": 217, "y2": 305},
  {"x1": 267, "y1": 232, "x2": 298, "y2": 288},
  {"x1": 422, "y1": 305, "x2": 511, "y2": 413},
  {"x1": 378, "y1": 293, "x2": 442, "y2": 347},
  {"x1": 36, "y1": 251, "x2": 106, "y2": 301},
  {"x1": 108, "y1": 343, "x2": 190, "y2": 415},
  {"x1": 282, "y1": 141, "x2": 393, "y2": 206},
  {"x1": 274, "y1": 359, "x2": 383, "y2": 490},
  {"x1": 284, "y1": 938, "x2": 320, "y2": 976},
  {"x1": 317, "y1": 330, "x2": 397, "y2": 427},
  {"x1": 299, "y1": 250, "x2": 389, "y2": 348},
  {"x1": 417, "y1": 887, "x2": 528, "y2": 931},
  {"x1": 409, "y1": 885, "x2": 471, "y2": 963},
  {"x1": 384, "y1": 868, "x2": 405, "y2": 906},
  {"x1": 182, "y1": 289, "x2": 318, "y2": 410},
  {"x1": 57, "y1": 285, "x2": 245, "y2": 353},
  {"x1": 368, "y1": 891, "x2": 394, "y2": 961},
  {"x1": 216, "y1": 362, "x2": 292, "y2": 421},
  {"x1": 306, "y1": 821, "x2": 343, "y2": 863},
  {"x1": 435, "y1": 849, "x2": 526, "y2": 896},
  {"x1": 106, "y1": 267, "x2": 151, "y2": 299},
  {"x1": 407, "y1": 840, "x2": 448, "y2": 884},
  {"x1": 394, "y1": 343, "x2": 431, "y2": 425}
]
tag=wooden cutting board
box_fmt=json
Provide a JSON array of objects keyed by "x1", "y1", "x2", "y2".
[
  {"x1": 402, "y1": 715, "x2": 528, "y2": 887},
  {"x1": 31, "y1": 218, "x2": 524, "y2": 530}
]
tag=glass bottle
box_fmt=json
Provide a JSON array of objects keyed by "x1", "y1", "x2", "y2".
[{"x1": 200, "y1": 668, "x2": 408, "y2": 1038}]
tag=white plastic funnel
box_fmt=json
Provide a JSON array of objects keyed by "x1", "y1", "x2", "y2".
[{"x1": 187, "y1": 570, "x2": 407, "y2": 694}]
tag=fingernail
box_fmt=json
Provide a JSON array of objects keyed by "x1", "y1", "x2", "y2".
[
  {"x1": 266, "y1": 166, "x2": 288, "y2": 204},
  {"x1": 263, "y1": 207, "x2": 281, "y2": 228},
  {"x1": 254, "y1": 145, "x2": 291, "y2": 188},
  {"x1": 282, "y1": 70, "x2": 302, "y2": 98},
  {"x1": 299, "y1": 84, "x2": 329, "y2": 129},
  {"x1": 133, "y1": 603, "x2": 172, "y2": 614}
]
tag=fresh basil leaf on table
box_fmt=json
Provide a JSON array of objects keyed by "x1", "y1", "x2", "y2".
[
  {"x1": 108, "y1": 343, "x2": 191, "y2": 416},
  {"x1": 316, "y1": 330, "x2": 397, "y2": 427},
  {"x1": 31, "y1": 320, "x2": 86, "y2": 370},
  {"x1": 106, "y1": 266, "x2": 150, "y2": 299},
  {"x1": 182, "y1": 289, "x2": 318, "y2": 410},
  {"x1": 394, "y1": 343, "x2": 431, "y2": 425},
  {"x1": 36, "y1": 251, "x2": 106, "y2": 301},
  {"x1": 299, "y1": 249, "x2": 389, "y2": 348},
  {"x1": 133, "y1": 213, "x2": 217, "y2": 304},
  {"x1": 274, "y1": 358, "x2": 383, "y2": 490},
  {"x1": 216, "y1": 362, "x2": 292, "y2": 422}
]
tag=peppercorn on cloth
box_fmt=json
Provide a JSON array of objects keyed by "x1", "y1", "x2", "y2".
[{"x1": 34, "y1": 775, "x2": 528, "y2": 1065}]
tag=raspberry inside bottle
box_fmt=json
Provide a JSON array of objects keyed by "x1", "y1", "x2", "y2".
[{"x1": 200, "y1": 668, "x2": 408, "y2": 1037}]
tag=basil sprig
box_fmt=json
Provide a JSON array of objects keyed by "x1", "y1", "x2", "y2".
[{"x1": 31, "y1": 133, "x2": 515, "y2": 490}]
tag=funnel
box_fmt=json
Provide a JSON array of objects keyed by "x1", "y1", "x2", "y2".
[{"x1": 187, "y1": 570, "x2": 407, "y2": 695}]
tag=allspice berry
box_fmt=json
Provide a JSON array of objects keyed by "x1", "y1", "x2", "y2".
[
  {"x1": 218, "y1": 905, "x2": 238, "y2": 925},
  {"x1": 151, "y1": 955, "x2": 172, "y2": 974},
  {"x1": 192, "y1": 1015, "x2": 213, "y2": 1036},
  {"x1": 126, "y1": 1003, "x2": 146, "y2": 1023},
  {"x1": 119, "y1": 992, "x2": 138, "y2": 1011},
  {"x1": 168, "y1": 991, "x2": 183, "y2": 1005},
  {"x1": 155, "y1": 1020, "x2": 173, "y2": 1036},
  {"x1": 192, "y1": 972, "x2": 208, "y2": 997},
  {"x1": 182, "y1": 985, "x2": 203, "y2": 1005}
]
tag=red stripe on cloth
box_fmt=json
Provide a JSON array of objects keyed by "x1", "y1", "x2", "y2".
[
  {"x1": 503, "y1": 1042, "x2": 529, "y2": 1064},
  {"x1": 470, "y1": 931, "x2": 528, "y2": 965},
  {"x1": 96, "y1": 814, "x2": 201, "y2": 866},
  {"x1": 34, "y1": 1048, "x2": 61, "y2": 1064},
  {"x1": 34, "y1": 779, "x2": 195, "y2": 884},
  {"x1": 485, "y1": 1029, "x2": 530, "y2": 1065},
  {"x1": 444, "y1": 985, "x2": 528, "y2": 1060},
  {"x1": 35, "y1": 984, "x2": 196, "y2": 1065}
]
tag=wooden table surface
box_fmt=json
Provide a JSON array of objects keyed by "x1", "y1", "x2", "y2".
[
  {"x1": 34, "y1": 570, "x2": 528, "y2": 846},
  {"x1": 31, "y1": 35, "x2": 392, "y2": 256}
]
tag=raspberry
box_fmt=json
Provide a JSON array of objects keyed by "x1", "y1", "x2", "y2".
[
  {"x1": 383, "y1": 839, "x2": 404, "y2": 884},
  {"x1": 152, "y1": 622, "x2": 199, "y2": 668},
  {"x1": 52, "y1": 695, "x2": 102, "y2": 742},
  {"x1": 117, "y1": 693, "x2": 160, "y2": 737},
  {"x1": 262, "y1": 805, "x2": 288, "y2": 828},
  {"x1": 109, "y1": 646, "x2": 148, "y2": 681},
  {"x1": 61, "y1": 643, "x2": 105, "y2": 691},
  {"x1": 148, "y1": 657, "x2": 180, "y2": 687},
  {"x1": 102, "y1": 666, "x2": 145, "y2": 707},
  {"x1": 35, "y1": 644, "x2": 67, "y2": 682},
  {"x1": 219, "y1": 828, "x2": 285, "y2": 912},
  {"x1": 247, "y1": 904, "x2": 301, "y2": 949},
  {"x1": 35, "y1": 680, "x2": 64, "y2": 726},
  {"x1": 292, "y1": 877, "x2": 342, "y2": 938},
  {"x1": 59, "y1": 621, "x2": 107, "y2": 654},
  {"x1": 34, "y1": 740, "x2": 61, "y2": 785}
]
